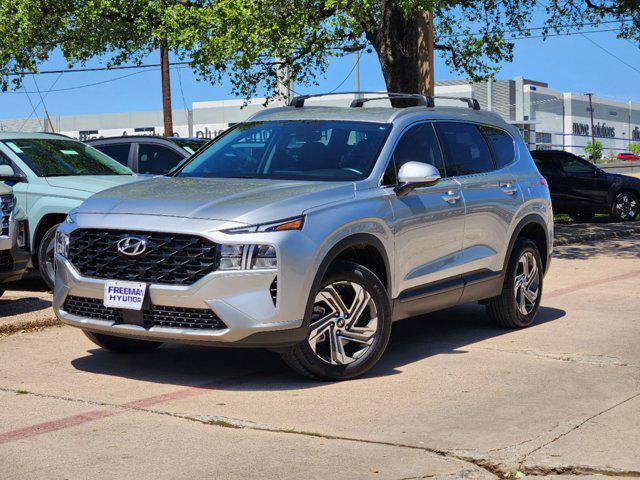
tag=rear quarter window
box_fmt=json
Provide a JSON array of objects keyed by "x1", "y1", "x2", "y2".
[{"x1": 480, "y1": 126, "x2": 515, "y2": 169}]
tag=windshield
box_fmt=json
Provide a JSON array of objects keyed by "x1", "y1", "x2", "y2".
[
  {"x1": 171, "y1": 138, "x2": 208, "y2": 155},
  {"x1": 176, "y1": 120, "x2": 391, "y2": 181},
  {"x1": 2, "y1": 139, "x2": 133, "y2": 177}
]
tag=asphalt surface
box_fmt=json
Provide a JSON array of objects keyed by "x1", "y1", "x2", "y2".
[{"x1": 1, "y1": 235, "x2": 640, "y2": 479}]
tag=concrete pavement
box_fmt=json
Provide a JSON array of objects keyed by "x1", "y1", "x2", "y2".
[{"x1": 1, "y1": 236, "x2": 640, "y2": 478}]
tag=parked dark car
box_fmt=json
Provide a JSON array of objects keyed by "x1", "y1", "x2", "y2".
[
  {"x1": 86, "y1": 136, "x2": 208, "y2": 175},
  {"x1": 531, "y1": 149, "x2": 640, "y2": 221}
]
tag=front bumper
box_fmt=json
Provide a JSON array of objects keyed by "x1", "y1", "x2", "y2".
[
  {"x1": 53, "y1": 254, "x2": 307, "y2": 348},
  {"x1": 0, "y1": 217, "x2": 30, "y2": 285}
]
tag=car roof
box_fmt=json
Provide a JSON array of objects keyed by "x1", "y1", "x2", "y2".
[
  {"x1": 248, "y1": 105, "x2": 509, "y2": 128},
  {"x1": 86, "y1": 136, "x2": 207, "y2": 144},
  {"x1": 0, "y1": 131, "x2": 78, "y2": 141}
]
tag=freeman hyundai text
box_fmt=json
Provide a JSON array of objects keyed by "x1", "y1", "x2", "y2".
[{"x1": 54, "y1": 92, "x2": 553, "y2": 380}]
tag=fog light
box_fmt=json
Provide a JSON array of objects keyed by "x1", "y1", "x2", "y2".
[
  {"x1": 17, "y1": 220, "x2": 27, "y2": 248},
  {"x1": 219, "y1": 244, "x2": 243, "y2": 270},
  {"x1": 249, "y1": 245, "x2": 277, "y2": 270},
  {"x1": 55, "y1": 230, "x2": 69, "y2": 257}
]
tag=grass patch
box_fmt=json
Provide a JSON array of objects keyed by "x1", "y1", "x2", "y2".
[
  {"x1": 16, "y1": 389, "x2": 28, "y2": 395},
  {"x1": 208, "y1": 419, "x2": 242, "y2": 429}
]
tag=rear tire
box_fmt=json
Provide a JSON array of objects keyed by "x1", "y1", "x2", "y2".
[
  {"x1": 83, "y1": 331, "x2": 163, "y2": 353},
  {"x1": 486, "y1": 238, "x2": 543, "y2": 329},
  {"x1": 569, "y1": 211, "x2": 595, "y2": 222},
  {"x1": 611, "y1": 191, "x2": 639, "y2": 221},
  {"x1": 280, "y1": 261, "x2": 392, "y2": 381},
  {"x1": 37, "y1": 224, "x2": 59, "y2": 290}
]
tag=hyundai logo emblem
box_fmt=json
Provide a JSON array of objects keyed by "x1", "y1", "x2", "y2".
[{"x1": 117, "y1": 236, "x2": 147, "y2": 256}]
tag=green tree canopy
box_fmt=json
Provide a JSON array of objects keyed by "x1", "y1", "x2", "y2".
[{"x1": 1, "y1": 0, "x2": 639, "y2": 100}]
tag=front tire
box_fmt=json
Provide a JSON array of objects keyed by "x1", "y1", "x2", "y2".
[
  {"x1": 280, "y1": 261, "x2": 392, "y2": 380},
  {"x1": 83, "y1": 331, "x2": 163, "y2": 353},
  {"x1": 486, "y1": 238, "x2": 543, "y2": 329},
  {"x1": 611, "y1": 191, "x2": 639, "y2": 221},
  {"x1": 37, "y1": 224, "x2": 59, "y2": 290}
]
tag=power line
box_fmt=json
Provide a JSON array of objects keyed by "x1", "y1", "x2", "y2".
[
  {"x1": 443, "y1": 18, "x2": 632, "y2": 39},
  {"x1": 4, "y1": 61, "x2": 191, "y2": 77},
  {"x1": 329, "y1": 51, "x2": 362, "y2": 93},
  {"x1": 579, "y1": 32, "x2": 640, "y2": 76},
  {"x1": 19, "y1": 73, "x2": 63, "y2": 131}
]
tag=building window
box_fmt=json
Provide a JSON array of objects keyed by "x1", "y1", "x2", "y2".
[
  {"x1": 536, "y1": 132, "x2": 552, "y2": 144},
  {"x1": 609, "y1": 111, "x2": 618, "y2": 116}
]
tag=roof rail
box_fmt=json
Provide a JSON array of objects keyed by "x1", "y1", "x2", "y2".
[
  {"x1": 350, "y1": 94, "x2": 433, "y2": 108},
  {"x1": 432, "y1": 96, "x2": 481, "y2": 110},
  {"x1": 287, "y1": 91, "x2": 481, "y2": 110},
  {"x1": 288, "y1": 91, "x2": 435, "y2": 108}
]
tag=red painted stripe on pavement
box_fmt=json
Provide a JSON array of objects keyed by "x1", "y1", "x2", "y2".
[
  {"x1": 0, "y1": 371, "x2": 271, "y2": 445},
  {"x1": 0, "y1": 410, "x2": 117, "y2": 445},
  {"x1": 546, "y1": 269, "x2": 640, "y2": 300}
]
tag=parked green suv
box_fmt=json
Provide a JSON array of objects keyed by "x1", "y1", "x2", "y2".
[{"x1": 0, "y1": 132, "x2": 140, "y2": 288}]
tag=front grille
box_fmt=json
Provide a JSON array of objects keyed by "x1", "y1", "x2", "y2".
[
  {"x1": 1, "y1": 195, "x2": 13, "y2": 237},
  {"x1": 0, "y1": 250, "x2": 13, "y2": 271},
  {"x1": 63, "y1": 296, "x2": 227, "y2": 331},
  {"x1": 68, "y1": 229, "x2": 219, "y2": 285},
  {"x1": 143, "y1": 305, "x2": 227, "y2": 330},
  {"x1": 63, "y1": 295, "x2": 123, "y2": 323}
]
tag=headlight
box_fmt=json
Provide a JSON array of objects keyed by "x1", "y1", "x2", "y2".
[
  {"x1": 65, "y1": 209, "x2": 79, "y2": 224},
  {"x1": 55, "y1": 230, "x2": 69, "y2": 257},
  {"x1": 223, "y1": 216, "x2": 304, "y2": 234},
  {"x1": 218, "y1": 244, "x2": 277, "y2": 271}
]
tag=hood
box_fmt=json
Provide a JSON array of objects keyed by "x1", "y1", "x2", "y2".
[
  {"x1": 78, "y1": 176, "x2": 355, "y2": 224},
  {"x1": 45, "y1": 175, "x2": 141, "y2": 195}
]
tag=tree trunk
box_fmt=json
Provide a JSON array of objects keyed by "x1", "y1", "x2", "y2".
[
  {"x1": 160, "y1": 45, "x2": 174, "y2": 136},
  {"x1": 367, "y1": 6, "x2": 434, "y2": 98}
]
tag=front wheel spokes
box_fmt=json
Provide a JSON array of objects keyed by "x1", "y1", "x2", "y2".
[
  {"x1": 328, "y1": 326, "x2": 352, "y2": 365},
  {"x1": 338, "y1": 322, "x2": 377, "y2": 345},
  {"x1": 308, "y1": 314, "x2": 336, "y2": 350},
  {"x1": 317, "y1": 285, "x2": 349, "y2": 317},
  {"x1": 346, "y1": 284, "x2": 371, "y2": 327}
]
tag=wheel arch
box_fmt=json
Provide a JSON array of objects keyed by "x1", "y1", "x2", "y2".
[
  {"x1": 301, "y1": 233, "x2": 392, "y2": 329},
  {"x1": 32, "y1": 212, "x2": 68, "y2": 268},
  {"x1": 504, "y1": 214, "x2": 551, "y2": 276}
]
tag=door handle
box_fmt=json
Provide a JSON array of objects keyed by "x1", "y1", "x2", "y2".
[
  {"x1": 500, "y1": 183, "x2": 518, "y2": 195},
  {"x1": 441, "y1": 191, "x2": 461, "y2": 204}
]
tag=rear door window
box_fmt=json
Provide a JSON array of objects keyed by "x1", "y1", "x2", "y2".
[
  {"x1": 434, "y1": 122, "x2": 495, "y2": 177},
  {"x1": 480, "y1": 126, "x2": 515, "y2": 169},
  {"x1": 137, "y1": 144, "x2": 183, "y2": 174},
  {"x1": 95, "y1": 144, "x2": 131, "y2": 167}
]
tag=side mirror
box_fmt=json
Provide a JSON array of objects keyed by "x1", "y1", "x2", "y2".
[
  {"x1": 394, "y1": 161, "x2": 441, "y2": 197},
  {"x1": 0, "y1": 164, "x2": 26, "y2": 183}
]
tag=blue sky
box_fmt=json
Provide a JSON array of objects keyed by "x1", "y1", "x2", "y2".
[{"x1": 1, "y1": 29, "x2": 639, "y2": 120}]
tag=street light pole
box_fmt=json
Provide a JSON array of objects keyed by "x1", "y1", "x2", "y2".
[{"x1": 586, "y1": 92, "x2": 596, "y2": 159}]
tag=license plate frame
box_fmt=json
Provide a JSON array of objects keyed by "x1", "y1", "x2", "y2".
[{"x1": 103, "y1": 280, "x2": 147, "y2": 311}]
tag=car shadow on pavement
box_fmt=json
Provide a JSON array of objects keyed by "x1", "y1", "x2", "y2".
[
  {"x1": 70, "y1": 303, "x2": 566, "y2": 390},
  {"x1": 553, "y1": 237, "x2": 640, "y2": 260},
  {"x1": 0, "y1": 296, "x2": 52, "y2": 316}
]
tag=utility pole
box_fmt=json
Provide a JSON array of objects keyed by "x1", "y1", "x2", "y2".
[
  {"x1": 160, "y1": 45, "x2": 174, "y2": 137},
  {"x1": 353, "y1": 52, "x2": 361, "y2": 99},
  {"x1": 585, "y1": 92, "x2": 596, "y2": 160}
]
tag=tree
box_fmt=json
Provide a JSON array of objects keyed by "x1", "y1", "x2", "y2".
[
  {"x1": 628, "y1": 143, "x2": 640, "y2": 154},
  {"x1": 585, "y1": 140, "x2": 603, "y2": 161},
  {"x1": 1, "y1": 0, "x2": 639, "y2": 105}
]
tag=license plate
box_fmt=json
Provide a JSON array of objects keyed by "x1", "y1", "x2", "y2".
[{"x1": 104, "y1": 280, "x2": 147, "y2": 311}]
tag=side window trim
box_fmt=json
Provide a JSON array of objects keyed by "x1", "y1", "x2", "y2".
[{"x1": 378, "y1": 120, "x2": 447, "y2": 187}]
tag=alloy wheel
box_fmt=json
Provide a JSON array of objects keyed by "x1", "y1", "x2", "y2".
[
  {"x1": 44, "y1": 237, "x2": 56, "y2": 286},
  {"x1": 307, "y1": 281, "x2": 378, "y2": 365},
  {"x1": 614, "y1": 194, "x2": 638, "y2": 220},
  {"x1": 514, "y1": 251, "x2": 540, "y2": 316}
]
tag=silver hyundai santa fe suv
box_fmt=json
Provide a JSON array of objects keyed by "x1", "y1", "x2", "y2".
[{"x1": 54, "y1": 93, "x2": 553, "y2": 380}]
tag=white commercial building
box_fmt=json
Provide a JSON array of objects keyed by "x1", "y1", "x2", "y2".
[{"x1": 2, "y1": 77, "x2": 639, "y2": 157}]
